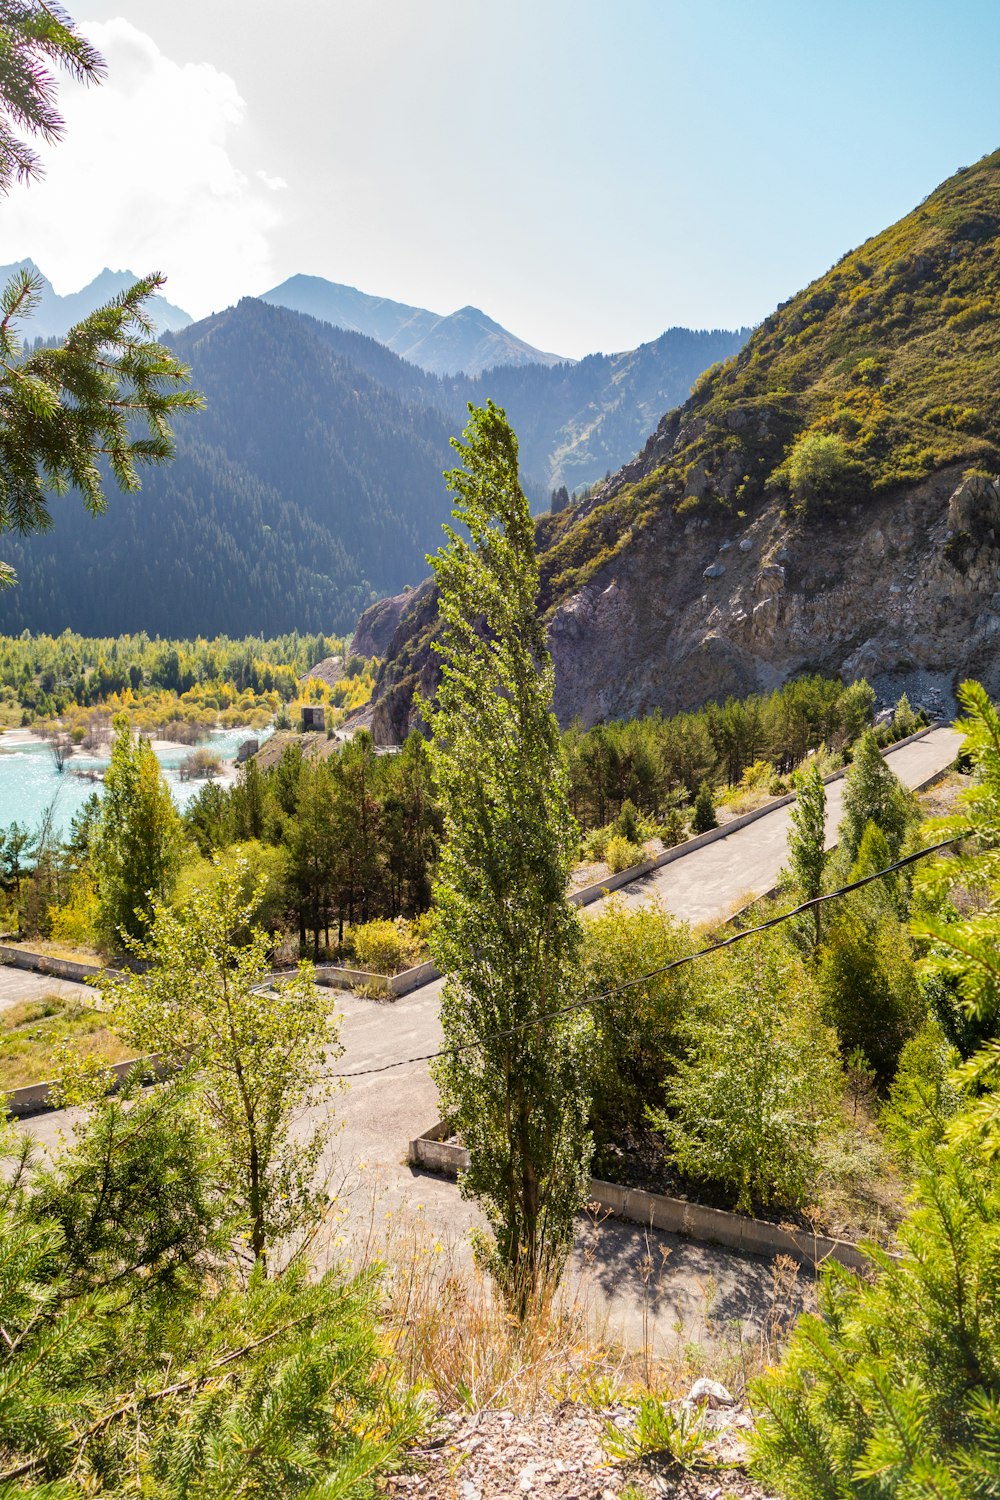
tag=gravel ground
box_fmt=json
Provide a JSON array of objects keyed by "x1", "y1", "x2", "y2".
[{"x1": 387, "y1": 1399, "x2": 776, "y2": 1500}]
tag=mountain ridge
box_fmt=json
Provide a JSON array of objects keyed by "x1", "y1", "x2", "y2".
[
  {"x1": 260, "y1": 271, "x2": 569, "y2": 376},
  {"x1": 0, "y1": 259, "x2": 192, "y2": 339}
]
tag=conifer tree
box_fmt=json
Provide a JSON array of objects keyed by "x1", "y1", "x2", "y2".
[
  {"x1": 0, "y1": 3, "x2": 201, "y2": 586},
  {"x1": 692, "y1": 779, "x2": 717, "y2": 833},
  {"x1": 838, "y1": 728, "x2": 915, "y2": 864},
  {"x1": 751, "y1": 682, "x2": 1000, "y2": 1494},
  {"x1": 427, "y1": 400, "x2": 592, "y2": 1317}
]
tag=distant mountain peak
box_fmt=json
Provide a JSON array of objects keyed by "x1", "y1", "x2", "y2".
[
  {"x1": 0, "y1": 261, "x2": 192, "y2": 339},
  {"x1": 261, "y1": 274, "x2": 569, "y2": 376}
]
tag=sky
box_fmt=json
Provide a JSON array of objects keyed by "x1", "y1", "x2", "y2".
[{"x1": 1, "y1": 0, "x2": 998, "y2": 358}]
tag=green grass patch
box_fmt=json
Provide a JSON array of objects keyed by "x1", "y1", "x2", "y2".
[{"x1": 0, "y1": 994, "x2": 131, "y2": 1091}]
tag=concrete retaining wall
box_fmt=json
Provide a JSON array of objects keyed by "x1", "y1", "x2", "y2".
[
  {"x1": 569, "y1": 722, "x2": 940, "y2": 911},
  {"x1": 5, "y1": 1053, "x2": 168, "y2": 1118},
  {"x1": 408, "y1": 1123, "x2": 873, "y2": 1272},
  {"x1": 0, "y1": 943, "x2": 104, "y2": 984},
  {"x1": 314, "y1": 958, "x2": 442, "y2": 997}
]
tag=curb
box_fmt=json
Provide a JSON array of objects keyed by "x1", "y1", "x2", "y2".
[
  {"x1": 407, "y1": 1123, "x2": 875, "y2": 1273},
  {"x1": 4, "y1": 1053, "x2": 170, "y2": 1118},
  {"x1": 568, "y1": 722, "x2": 943, "y2": 911}
]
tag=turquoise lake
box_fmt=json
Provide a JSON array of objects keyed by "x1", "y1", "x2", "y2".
[{"x1": 0, "y1": 727, "x2": 271, "y2": 838}]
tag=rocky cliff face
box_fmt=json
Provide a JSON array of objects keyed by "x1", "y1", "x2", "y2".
[
  {"x1": 358, "y1": 467, "x2": 1000, "y2": 740},
  {"x1": 546, "y1": 466, "x2": 1000, "y2": 727}
]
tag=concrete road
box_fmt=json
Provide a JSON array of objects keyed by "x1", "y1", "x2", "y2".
[
  {"x1": 0, "y1": 968, "x2": 101, "y2": 1014},
  {"x1": 19, "y1": 725, "x2": 961, "y2": 1351},
  {"x1": 592, "y1": 725, "x2": 963, "y2": 926}
]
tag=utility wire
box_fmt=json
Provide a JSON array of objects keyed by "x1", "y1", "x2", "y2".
[{"x1": 327, "y1": 833, "x2": 966, "y2": 1079}]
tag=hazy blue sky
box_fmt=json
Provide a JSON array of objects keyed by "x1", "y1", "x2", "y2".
[{"x1": 2, "y1": 1, "x2": 998, "y2": 356}]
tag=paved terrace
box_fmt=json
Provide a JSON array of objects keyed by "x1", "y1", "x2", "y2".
[{"x1": 20, "y1": 725, "x2": 962, "y2": 1352}]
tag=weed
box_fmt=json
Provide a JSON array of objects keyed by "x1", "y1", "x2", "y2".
[{"x1": 602, "y1": 1395, "x2": 712, "y2": 1467}]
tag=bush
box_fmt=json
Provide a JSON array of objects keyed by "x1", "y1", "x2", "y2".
[
  {"x1": 650, "y1": 944, "x2": 840, "y2": 1212},
  {"x1": 48, "y1": 873, "x2": 100, "y2": 948},
  {"x1": 581, "y1": 824, "x2": 612, "y2": 862},
  {"x1": 352, "y1": 917, "x2": 420, "y2": 975},
  {"x1": 583, "y1": 899, "x2": 700, "y2": 1134},
  {"x1": 605, "y1": 835, "x2": 646, "y2": 874},
  {"x1": 785, "y1": 431, "x2": 867, "y2": 513}
]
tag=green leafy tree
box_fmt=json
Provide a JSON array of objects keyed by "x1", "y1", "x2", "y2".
[
  {"x1": 787, "y1": 760, "x2": 827, "y2": 947},
  {"x1": 426, "y1": 400, "x2": 592, "y2": 1316},
  {"x1": 838, "y1": 728, "x2": 916, "y2": 865},
  {"x1": 110, "y1": 856, "x2": 340, "y2": 1270},
  {"x1": 91, "y1": 714, "x2": 183, "y2": 949},
  {"x1": 0, "y1": 4, "x2": 201, "y2": 587},
  {"x1": 650, "y1": 944, "x2": 839, "y2": 1212},
  {"x1": 834, "y1": 677, "x2": 876, "y2": 745}
]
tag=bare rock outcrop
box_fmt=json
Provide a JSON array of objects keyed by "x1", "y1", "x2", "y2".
[{"x1": 547, "y1": 466, "x2": 1000, "y2": 727}]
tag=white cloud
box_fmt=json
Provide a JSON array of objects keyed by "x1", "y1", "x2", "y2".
[{"x1": 0, "y1": 19, "x2": 282, "y2": 315}]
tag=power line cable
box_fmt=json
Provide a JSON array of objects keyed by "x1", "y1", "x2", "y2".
[{"x1": 327, "y1": 832, "x2": 966, "y2": 1079}]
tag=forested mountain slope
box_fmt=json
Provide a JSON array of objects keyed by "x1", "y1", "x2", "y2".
[
  {"x1": 0, "y1": 299, "x2": 457, "y2": 636},
  {"x1": 0, "y1": 298, "x2": 745, "y2": 637},
  {"x1": 364, "y1": 150, "x2": 1000, "y2": 739}
]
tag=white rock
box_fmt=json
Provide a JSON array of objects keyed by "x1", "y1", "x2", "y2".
[{"x1": 686, "y1": 1377, "x2": 735, "y2": 1408}]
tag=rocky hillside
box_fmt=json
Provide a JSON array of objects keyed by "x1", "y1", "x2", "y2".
[{"x1": 362, "y1": 150, "x2": 1000, "y2": 739}]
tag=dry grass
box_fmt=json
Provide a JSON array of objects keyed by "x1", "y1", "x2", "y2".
[
  {"x1": 0, "y1": 993, "x2": 130, "y2": 1090},
  {"x1": 341, "y1": 1200, "x2": 804, "y2": 1421},
  {"x1": 4, "y1": 938, "x2": 103, "y2": 966}
]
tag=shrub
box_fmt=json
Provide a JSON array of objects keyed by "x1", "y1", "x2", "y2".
[
  {"x1": 581, "y1": 824, "x2": 612, "y2": 862},
  {"x1": 785, "y1": 431, "x2": 867, "y2": 513},
  {"x1": 605, "y1": 835, "x2": 646, "y2": 874},
  {"x1": 49, "y1": 873, "x2": 100, "y2": 948},
  {"x1": 352, "y1": 916, "x2": 420, "y2": 975},
  {"x1": 583, "y1": 899, "x2": 699, "y2": 1134}
]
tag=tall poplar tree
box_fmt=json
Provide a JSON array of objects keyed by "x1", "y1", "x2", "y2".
[
  {"x1": 788, "y1": 760, "x2": 827, "y2": 947},
  {"x1": 427, "y1": 401, "x2": 592, "y2": 1316}
]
